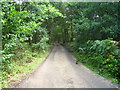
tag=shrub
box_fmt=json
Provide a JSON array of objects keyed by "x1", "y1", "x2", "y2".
[
  {"x1": 32, "y1": 37, "x2": 49, "y2": 52},
  {"x1": 71, "y1": 39, "x2": 120, "y2": 83}
]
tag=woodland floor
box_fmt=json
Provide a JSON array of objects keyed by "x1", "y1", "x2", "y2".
[{"x1": 14, "y1": 45, "x2": 118, "y2": 88}]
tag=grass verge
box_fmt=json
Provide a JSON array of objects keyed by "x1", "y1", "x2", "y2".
[
  {"x1": 1, "y1": 46, "x2": 51, "y2": 89},
  {"x1": 73, "y1": 52, "x2": 120, "y2": 85}
]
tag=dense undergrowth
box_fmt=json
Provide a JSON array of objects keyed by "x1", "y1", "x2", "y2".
[
  {"x1": 1, "y1": 1, "x2": 120, "y2": 88},
  {"x1": 68, "y1": 39, "x2": 120, "y2": 84},
  {"x1": 1, "y1": 2, "x2": 62, "y2": 88},
  {"x1": 1, "y1": 42, "x2": 50, "y2": 88}
]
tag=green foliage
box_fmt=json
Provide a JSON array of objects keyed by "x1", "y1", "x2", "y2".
[
  {"x1": 68, "y1": 42, "x2": 79, "y2": 52},
  {"x1": 72, "y1": 39, "x2": 120, "y2": 84},
  {"x1": 85, "y1": 39, "x2": 120, "y2": 56},
  {"x1": 32, "y1": 37, "x2": 49, "y2": 52},
  {"x1": 1, "y1": 45, "x2": 49, "y2": 88},
  {"x1": 2, "y1": 1, "x2": 63, "y2": 63},
  {"x1": 1, "y1": 2, "x2": 63, "y2": 88},
  {"x1": 1, "y1": 1, "x2": 120, "y2": 88},
  {"x1": 69, "y1": 3, "x2": 120, "y2": 82},
  {"x1": 70, "y1": 2, "x2": 120, "y2": 42}
]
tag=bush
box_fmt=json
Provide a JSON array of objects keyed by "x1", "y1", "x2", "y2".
[
  {"x1": 68, "y1": 42, "x2": 80, "y2": 52},
  {"x1": 84, "y1": 39, "x2": 120, "y2": 57},
  {"x1": 71, "y1": 39, "x2": 120, "y2": 84},
  {"x1": 32, "y1": 37, "x2": 49, "y2": 52}
]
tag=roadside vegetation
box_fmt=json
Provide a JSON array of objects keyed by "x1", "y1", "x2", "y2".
[
  {"x1": 66, "y1": 3, "x2": 120, "y2": 84},
  {"x1": 1, "y1": 1, "x2": 120, "y2": 88},
  {"x1": 2, "y1": 43, "x2": 50, "y2": 88},
  {"x1": 71, "y1": 39, "x2": 120, "y2": 84},
  {"x1": 51, "y1": 2, "x2": 120, "y2": 85},
  {"x1": 1, "y1": 2, "x2": 62, "y2": 88}
]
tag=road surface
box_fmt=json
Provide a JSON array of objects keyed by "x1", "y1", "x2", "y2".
[{"x1": 15, "y1": 45, "x2": 118, "y2": 88}]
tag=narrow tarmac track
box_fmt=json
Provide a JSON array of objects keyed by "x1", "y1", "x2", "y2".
[{"x1": 16, "y1": 45, "x2": 118, "y2": 88}]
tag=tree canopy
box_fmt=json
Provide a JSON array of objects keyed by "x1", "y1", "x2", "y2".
[{"x1": 1, "y1": 1, "x2": 120, "y2": 88}]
